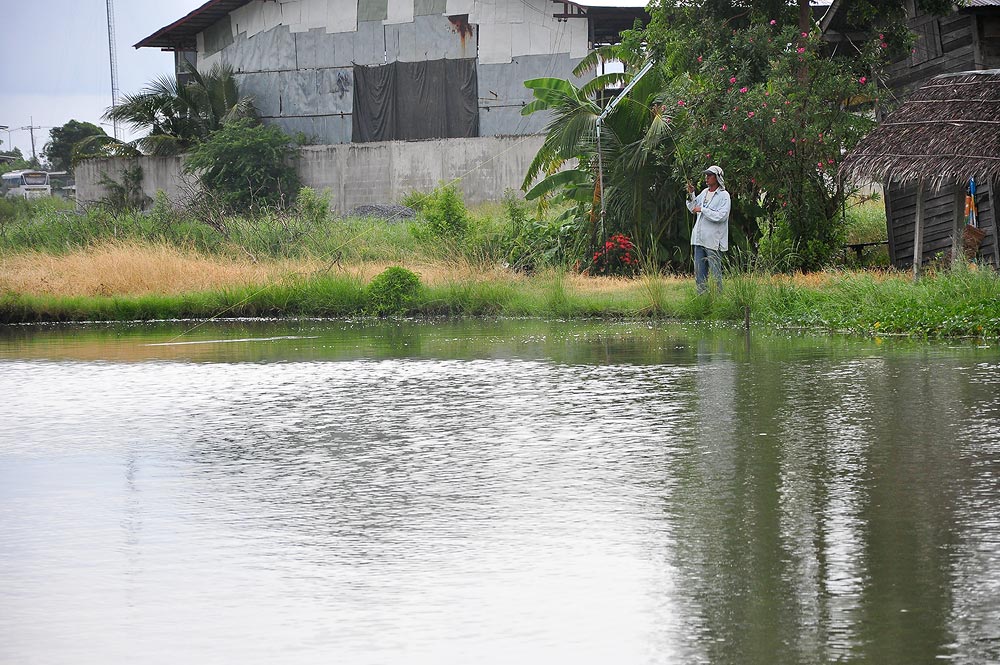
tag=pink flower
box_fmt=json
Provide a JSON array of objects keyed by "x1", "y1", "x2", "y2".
[
  {"x1": 697, "y1": 56, "x2": 703, "y2": 62},
  {"x1": 828, "y1": 158, "x2": 835, "y2": 164},
  {"x1": 791, "y1": 137, "x2": 796, "y2": 143},
  {"x1": 797, "y1": 47, "x2": 805, "y2": 53},
  {"x1": 784, "y1": 100, "x2": 790, "y2": 105},
  {"x1": 787, "y1": 150, "x2": 794, "y2": 155},
  {"x1": 801, "y1": 32, "x2": 807, "y2": 37},
  {"x1": 880, "y1": 42, "x2": 887, "y2": 48},
  {"x1": 817, "y1": 162, "x2": 824, "y2": 169},
  {"x1": 730, "y1": 77, "x2": 737, "y2": 84},
  {"x1": 722, "y1": 123, "x2": 728, "y2": 131},
  {"x1": 705, "y1": 153, "x2": 711, "y2": 158},
  {"x1": 747, "y1": 111, "x2": 755, "y2": 118},
  {"x1": 740, "y1": 86, "x2": 748, "y2": 93},
  {"x1": 765, "y1": 91, "x2": 770, "y2": 96},
  {"x1": 762, "y1": 102, "x2": 767, "y2": 107},
  {"x1": 772, "y1": 117, "x2": 777, "y2": 123},
  {"x1": 879, "y1": 33, "x2": 884, "y2": 39},
  {"x1": 859, "y1": 76, "x2": 867, "y2": 84},
  {"x1": 677, "y1": 99, "x2": 685, "y2": 106},
  {"x1": 770, "y1": 19, "x2": 776, "y2": 25}
]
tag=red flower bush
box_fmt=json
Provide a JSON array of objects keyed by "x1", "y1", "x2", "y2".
[{"x1": 591, "y1": 233, "x2": 639, "y2": 276}]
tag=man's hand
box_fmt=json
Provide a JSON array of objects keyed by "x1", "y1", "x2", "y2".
[
  {"x1": 693, "y1": 206, "x2": 702, "y2": 213},
  {"x1": 686, "y1": 183, "x2": 695, "y2": 194}
]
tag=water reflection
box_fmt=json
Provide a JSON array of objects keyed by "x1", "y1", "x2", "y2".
[{"x1": 0, "y1": 320, "x2": 998, "y2": 664}]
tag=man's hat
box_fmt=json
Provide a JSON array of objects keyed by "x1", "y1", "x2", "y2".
[{"x1": 703, "y1": 165, "x2": 726, "y2": 189}]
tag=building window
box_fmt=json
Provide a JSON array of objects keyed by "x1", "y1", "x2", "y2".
[{"x1": 910, "y1": 17, "x2": 942, "y2": 66}]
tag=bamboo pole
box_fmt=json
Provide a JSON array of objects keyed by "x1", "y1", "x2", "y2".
[
  {"x1": 953, "y1": 182, "x2": 965, "y2": 265},
  {"x1": 913, "y1": 177, "x2": 925, "y2": 281}
]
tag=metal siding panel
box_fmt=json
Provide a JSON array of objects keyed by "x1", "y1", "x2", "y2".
[
  {"x1": 294, "y1": 28, "x2": 338, "y2": 69},
  {"x1": 316, "y1": 68, "x2": 355, "y2": 113},
  {"x1": 385, "y1": 15, "x2": 475, "y2": 61},
  {"x1": 359, "y1": 0, "x2": 389, "y2": 22},
  {"x1": 228, "y1": 25, "x2": 297, "y2": 72},
  {"x1": 236, "y1": 71, "x2": 283, "y2": 116},
  {"x1": 353, "y1": 20, "x2": 386, "y2": 64}
]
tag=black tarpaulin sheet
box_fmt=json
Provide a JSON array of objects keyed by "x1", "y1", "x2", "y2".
[{"x1": 352, "y1": 58, "x2": 478, "y2": 142}]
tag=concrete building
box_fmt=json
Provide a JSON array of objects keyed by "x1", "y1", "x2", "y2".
[{"x1": 135, "y1": 0, "x2": 646, "y2": 145}]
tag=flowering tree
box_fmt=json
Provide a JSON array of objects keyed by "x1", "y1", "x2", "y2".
[{"x1": 644, "y1": 0, "x2": 945, "y2": 269}]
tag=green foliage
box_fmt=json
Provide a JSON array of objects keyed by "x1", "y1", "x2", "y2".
[
  {"x1": 43, "y1": 120, "x2": 108, "y2": 172},
  {"x1": 521, "y1": 59, "x2": 693, "y2": 272},
  {"x1": 295, "y1": 187, "x2": 331, "y2": 225},
  {"x1": 89, "y1": 63, "x2": 258, "y2": 158},
  {"x1": 366, "y1": 266, "x2": 423, "y2": 316},
  {"x1": 98, "y1": 163, "x2": 150, "y2": 213},
  {"x1": 400, "y1": 190, "x2": 429, "y2": 212},
  {"x1": 412, "y1": 184, "x2": 468, "y2": 238},
  {"x1": 184, "y1": 119, "x2": 301, "y2": 211},
  {"x1": 643, "y1": 8, "x2": 897, "y2": 271},
  {"x1": 0, "y1": 147, "x2": 38, "y2": 174}
]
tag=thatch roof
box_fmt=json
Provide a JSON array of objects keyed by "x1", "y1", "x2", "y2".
[{"x1": 839, "y1": 69, "x2": 1000, "y2": 190}]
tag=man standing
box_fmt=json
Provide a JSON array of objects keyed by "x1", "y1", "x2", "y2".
[{"x1": 686, "y1": 165, "x2": 731, "y2": 294}]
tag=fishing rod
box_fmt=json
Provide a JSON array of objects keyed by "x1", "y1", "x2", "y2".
[{"x1": 595, "y1": 59, "x2": 655, "y2": 243}]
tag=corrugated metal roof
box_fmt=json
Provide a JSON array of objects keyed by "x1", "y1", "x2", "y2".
[
  {"x1": 135, "y1": 0, "x2": 647, "y2": 51},
  {"x1": 135, "y1": 0, "x2": 255, "y2": 50},
  {"x1": 962, "y1": 0, "x2": 1000, "y2": 6}
]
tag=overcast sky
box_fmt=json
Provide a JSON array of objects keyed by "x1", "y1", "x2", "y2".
[{"x1": 1, "y1": 0, "x2": 646, "y2": 161}]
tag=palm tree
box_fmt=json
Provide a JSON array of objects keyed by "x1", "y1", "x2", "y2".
[
  {"x1": 78, "y1": 64, "x2": 257, "y2": 159},
  {"x1": 521, "y1": 48, "x2": 691, "y2": 267}
]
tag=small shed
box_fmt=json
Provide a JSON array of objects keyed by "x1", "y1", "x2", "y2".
[{"x1": 839, "y1": 69, "x2": 1000, "y2": 275}]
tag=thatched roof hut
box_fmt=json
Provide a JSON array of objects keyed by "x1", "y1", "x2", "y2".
[
  {"x1": 839, "y1": 69, "x2": 1000, "y2": 275},
  {"x1": 840, "y1": 69, "x2": 1000, "y2": 189}
]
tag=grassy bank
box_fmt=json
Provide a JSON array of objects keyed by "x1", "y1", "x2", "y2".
[
  {"x1": 3, "y1": 195, "x2": 996, "y2": 338},
  {"x1": 3, "y1": 241, "x2": 1000, "y2": 338}
]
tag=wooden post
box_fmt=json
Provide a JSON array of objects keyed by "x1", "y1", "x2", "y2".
[
  {"x1": 913, "y1": 177, "x2": 925, "y2": 281},
  {"x1": 953, "y1": 182, "x2": 966, "y2": 265}
]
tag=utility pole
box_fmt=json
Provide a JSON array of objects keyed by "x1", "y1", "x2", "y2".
[{"x1": 23, "y1": 117, "x2": 43, "y2": 163}]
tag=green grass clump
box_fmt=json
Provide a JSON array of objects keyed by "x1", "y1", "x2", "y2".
[{"x1": 366, "y1": 266, "x2": 423, "y2": 316}]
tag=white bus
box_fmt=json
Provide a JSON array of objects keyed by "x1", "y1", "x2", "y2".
[{"x1": 2, "y1": 170, "x2": 51, "y2": 199}]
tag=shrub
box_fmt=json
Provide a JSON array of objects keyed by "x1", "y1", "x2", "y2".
[
  {"x1": 184, "y1": 119, "x2": 301, "y2": 211},
  {"x1": 366, "y1": 266, "x2": 422, "y2": 316},
  {"x1": 399, "y1": 190, "x2": 428, "y2": 212},
  {"x1": 417, "y1": 183, "x2": 468, "y2": 238},
  {"x1": 295, "y1": 187, "x2": 331, "y2": 225},
  {"x1": 591, "y1": 233, "x2": 639, "y2": 276}
]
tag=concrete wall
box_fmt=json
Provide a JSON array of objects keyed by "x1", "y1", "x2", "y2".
[
  {"x1": 75, "y1": 156, "x2": 196, "y2": 209},
  {"x1": 75, "y1": 134, "x2": 545, "y2": 213}
]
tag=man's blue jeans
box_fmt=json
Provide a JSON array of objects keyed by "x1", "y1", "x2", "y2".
[{"x1": 694, "y1": 244, "x2": 722, "y2": 294}]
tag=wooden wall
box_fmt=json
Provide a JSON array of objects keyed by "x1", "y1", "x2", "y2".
[
  {"x1": 886, "y1": 179, "x2": 998, "y2": 269},
  {"x1": 888, "y1": 10, "x2": 977, "y2": 96}
]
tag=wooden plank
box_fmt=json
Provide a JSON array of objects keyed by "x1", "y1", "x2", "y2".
[
  {"x1": 914, "y1": 178, "x2": 925, "y2": 279},
  {"x1": 885, "y1": 179, "x2": 898, "y2": 266},
  {"x1": 953, "y1": 183, "x2": 965, "y2": 262}
]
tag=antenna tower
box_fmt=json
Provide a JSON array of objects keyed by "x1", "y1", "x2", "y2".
[{"x1": 106, "y1": 0, "x2": 120, "y2": 139}]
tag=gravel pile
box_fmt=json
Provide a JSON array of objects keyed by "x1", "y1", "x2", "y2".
[{"x1": 348, "y1": 204, "x2": 417, "y2": 221}]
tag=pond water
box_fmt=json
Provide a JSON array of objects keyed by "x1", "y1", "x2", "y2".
[{"x1": 1, "y1": 319, "x2": 999, "y2": 665}]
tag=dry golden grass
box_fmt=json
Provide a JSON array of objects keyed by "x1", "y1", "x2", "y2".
[
  {"x1": 0, "y1": 242, "x2": 543, "y2": 297},
  {"x1": 0, "y1": 242, "x2": 321, "y2": 297}
]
